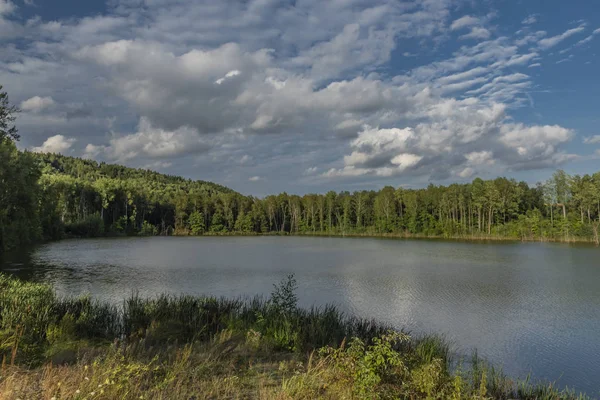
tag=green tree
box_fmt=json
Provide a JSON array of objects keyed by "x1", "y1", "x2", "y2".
[{"x1": 188, "y1": 211, "x2": 205, "y2": 235}]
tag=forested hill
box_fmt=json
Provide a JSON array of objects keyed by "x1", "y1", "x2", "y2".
[
  {"x1": 3, "y1": 145, "x2": 600, "y2": 253},
  {"x1": 2, "y1": 84, "x2": 600, "y2": 252},
  {"x1": 34, "y1": 153, "x2": 234, "y2": 194}
]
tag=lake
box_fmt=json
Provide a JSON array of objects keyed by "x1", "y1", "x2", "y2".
[{"x1": 1, "y1": 236, "x2": 599, "y2": 395}]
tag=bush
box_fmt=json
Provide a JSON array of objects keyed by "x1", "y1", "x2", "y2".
[
  {"x1": 139, "y1": 221, "x2": 158, "y2": 236},
  {"x1": 64, "y1": 213, "x2": 104, "y2": 238},
  {"x1": 0, "y1": 274, "x2": 592, "y2": 399}
]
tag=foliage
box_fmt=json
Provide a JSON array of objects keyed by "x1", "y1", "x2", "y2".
[
  {"x1": 26, "y1": 156, "x2": 600, "y2": 245},
  {"x1": 139, "y1": 220, "x2": 158, "y2": 236},
  {"x1": 64, "y1": 213, "x2": 104, "y2": 237},
  {"x1": 2, "y1": 85, "x2": 600, "y2": 250},
  {"x1": 270, "y1": 274, "x2": 298, "y2": 315},
  {"x1": 0, "y1": 85, "x2": 19, "y2": 141},
  {"x1": 0, "y1": 274, "x2": 593, "y2": 399},
  {"x1": 188, "y1": 210, "x2": 205, "y2": 235},
  {"x1": 0, "y1": 140, "x2": 41, "y2": 252},
  {"x1": 318, "y1": 331, "x2": 410, "y2": 398}
]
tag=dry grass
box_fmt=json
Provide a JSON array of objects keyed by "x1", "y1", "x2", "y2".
[{"x1": 1, "y1": 332, "x2": 299, "y2": 400}]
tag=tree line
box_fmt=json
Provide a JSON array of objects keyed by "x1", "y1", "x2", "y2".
[{"x1": 1, "y1": 86, "x2": 599, "y2": 252}]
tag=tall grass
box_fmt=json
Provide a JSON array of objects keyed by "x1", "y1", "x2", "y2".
[{"x1": 0, "y1": 273, "x2": 592, "y2": 399}]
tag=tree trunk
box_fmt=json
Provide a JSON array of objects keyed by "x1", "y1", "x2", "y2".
[{"x1": 587, "y1": 208, "x2": 591, "y2": 223}]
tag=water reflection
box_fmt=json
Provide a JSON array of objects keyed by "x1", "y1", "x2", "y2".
[{"x1": 1, "y1": 236, "x2": 599, "y2": 395}]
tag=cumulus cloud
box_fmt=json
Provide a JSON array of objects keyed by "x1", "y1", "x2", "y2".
[
  {"x1": 0, "y1": 0, "x2": 584, "y2": 192},
  {"x1": 325, "y1": 100, "x2": 575, "y2": 180},
  {"x1": 538, "y1": 25, "x2": 586, "y2": 49},
  {"x1": 88, "y1": 117, "x2": 213, "y2": 162},
  {"x1": 0, "y1": 0, "x2": 16, "y2": 16},
  {"x1": 304, "y1": 167, "x2": 318, "y2": 175},
  {"x1": 76, "y1": 40, "x2": 271, "y2": 135},
  {"x1": 20, "y1": 96, "x2": 55, "y2": 112},
  {"x1": 32, "y1": 135, "x2": 76, "y2": 154}
]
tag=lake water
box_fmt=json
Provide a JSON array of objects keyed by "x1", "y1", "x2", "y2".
[{"x1": 1, "y1": 236, "x2": 599, "y2": 395}]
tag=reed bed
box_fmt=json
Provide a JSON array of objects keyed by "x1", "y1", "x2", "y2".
[{"x1": 0, "y1": 273, "x2": 592, "y2": 399}]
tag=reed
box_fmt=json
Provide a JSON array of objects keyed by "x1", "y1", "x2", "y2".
[{"x1": 0, "y1": 274, "x2": 592, "y2": 399}]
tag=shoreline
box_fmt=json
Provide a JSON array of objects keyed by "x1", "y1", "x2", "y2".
[
  {"x1": 172, "y1": 230, "x2": 599, "y2": 245},
  {"x1": 0, "y1": 274, "x2": 592, "y2": 399}
]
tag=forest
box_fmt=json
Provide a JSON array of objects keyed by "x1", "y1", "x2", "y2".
[{"x1": 1, "y1": 86, "x2": 600, "y2": 253}]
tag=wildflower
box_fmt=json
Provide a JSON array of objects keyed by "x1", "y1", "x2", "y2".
[
  {"x1": 85, "y1": 377, "x2": 90, "y2": 381},
  {"x1": 90, "y1": 392, "x2": 96, "y2": 396},
  {"x1": 76, "y1": 390, "x2": 81, "y2": 394}
]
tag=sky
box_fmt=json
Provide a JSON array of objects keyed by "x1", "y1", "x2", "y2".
[{"x1": 1, "y1": 0, "x2": 600, "y2": 196}]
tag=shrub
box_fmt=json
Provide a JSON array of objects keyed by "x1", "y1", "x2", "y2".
[{"x1": 64, "y1": 213, "x2": 104, "y2": 237}]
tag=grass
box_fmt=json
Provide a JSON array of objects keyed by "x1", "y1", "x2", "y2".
[
  {"x1": 0, "y1": 273, "x2": 593, "y2": 399},
  {"x1": 172, "y1": 230, "x2": 599, "y2": 245}
]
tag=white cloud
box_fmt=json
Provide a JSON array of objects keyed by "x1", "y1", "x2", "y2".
[
  {"x1": 215, "y1": 69, "x2": 241, "y2": 85},
  {"x1": 499, "y1": 123, "x2": 574, "y2": 167},
  {"x1": 304, "y1": 166, "x2": 318, "y2": 175},
  {"x1": 556, "y1": 55, "x2": 574, "y2": 64},
  {"x1": 583, "y1": 135, "x2": 600, "y2": 145},
  {"x1": 83, "y1": 143, "x2": 103, "y2": 159},
  {"x1": 576, "y1": 27, "x2": 600, "y2": 46},
  {"x1": 436, "y1": 67, "x2": 489, "y2": 85},
  {"x1": 505, "y1": 52, "x2": 538, "y2": 67},
  {"x1": 0, "y1": 0, "x2": 15, "y2": 15},
  {"x1": 528, "y1": 63, "x2": 541, "y2": 68},
  {"x1": 20, "y1": 96, "x2": 55, "y2": 112},
  {"x1": 538, "y1": 26, "x2": 586, "y2": 49},
  {"x1": 460, "y1": 27, "x2": 491, "y2": 40},
  {"x1": 465, "y1": 151, "x2": 494, "y2": 165},
  {"x1": 326, "y1": 99, "x2": 575, "y2": 180},
  {"x1": 0, "y1": 0, "x2": 582, "y2": 192},
  {"x1": 522, "y1": 15, "x2": 538, "y2": 25},
  {"x1": 515, "y1": 30, "x2": 547, "y2": 47},
  {"x1": 90, "y1": 117, "x2": 213, "y2": 162},
  {"x1": 450, "y1": 16, "x2": 480, "y2": 31},
  {"x1": 31, "y1": 135, "x2": 76, "y2": 154},
  {"x1": 248, "y1": 176, "x2": 263, "y2": 181},
  {"x1": 239, "y1": 154, "x2": 252, "y2": 164}
]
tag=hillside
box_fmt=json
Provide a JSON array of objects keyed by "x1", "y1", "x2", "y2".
[{"x1": 34, "y1": 153, "x2": 234, "y2": 195}]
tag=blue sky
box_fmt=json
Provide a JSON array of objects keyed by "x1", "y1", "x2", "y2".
[{"x1": 1, "y1": 0, "x2": 599, "y2": 195}]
